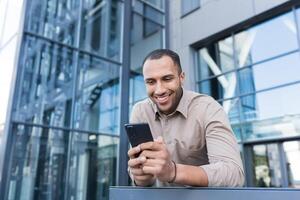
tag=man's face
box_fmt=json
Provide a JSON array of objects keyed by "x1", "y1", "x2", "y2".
[{"x1": 143, "y1": 56, "x2": 185, "y2": 115}]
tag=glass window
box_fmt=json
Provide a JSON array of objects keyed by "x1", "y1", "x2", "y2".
[
  {"x1": 232, "y1": 125, "x2": 242, "y2": 142},
  {"x1": 80, "y1": 0, "x2": 122, "y2": 61},
  {"x1": 15, "y1": 36, "x2": 74, "y2": 128},
  {"x1": 241, "y1": 83, "x2": 300, "y2": 122},
  {"x1": 235, "y1": 12, "x2": 298, "y2": 67},
  {"x1": 198, "y1": 72, "x2": 237, "y2": 100},
  {"x1": 7, "y1": 124, "x2": 69, "y2": 199},
  {"x1": 181, "y1": 0, "x2": 200, "y2": 16},
  {"x1": 283, "y1": 141, "x2": 300, "y2": 188},
  {"x1": 251, "y1": 144, "x2": 283, "y2": 187},
  {"x1": 130, "y1": 75, "x2": 147, "y2": 105},
  {"x1": 144, "y1": 3, "x2": 164, "y2": 25},
  {"x1": 67, "y1": 132, "x2": 118, "y2": 200},
  {"x1": 144, "y1": 0, "x2": 165, "y2": 10},
  {"x1": 218, "y1": 98, "x2": 240, "y2": 124},
  {"x1": 297, "y1": 7, "x2": 300, "y2": 40},
  {"x1": 240, "y1": 83, "x2": 300, "y2": 140},
  {"x1": 25, "y1": 0, "x2": 80, "y2": 46},
  {"x1": 132, "y1": 0, "x2": 164, "y2": 39},
  {"x1": 238, "y1": 52, "x2": 300, "y2": 94},
  {"x1": 74, "y1": 53, "x2": 120, "y2": 134},
  {"x1": 197, "y1": 36, "x2": 235, "y2": 80}
]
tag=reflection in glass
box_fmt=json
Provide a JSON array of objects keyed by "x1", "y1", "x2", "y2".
[
  {"x1": 199, "y1": 72, "x2": 237, "y2": 100},
  {"x1": 144, "y1": 0, "x2": 165, "y2": 10},
  {"x1": 241, "y1": 83, "x2": 300, "y2": 122},
  {"x1": 218, "y1": 98, "x2": 240, "y2": 123},
  {"x1": 7, "y1": 123, "x2": 69, "y2": 199},
  {"x1": 232, "y1": 125, "x2": 242, "y2": 142},
  {"x1": 80, "y1": 0, "x2": 122, "y2": 60},
  {"x1": 130, "y1": 74, "x2": 147, "y2": 105},
  {"x1": 81, "y1": 0, "x2": 122, "y2": 60},
  {"x1": 235, "y1": 12, "x2": 298, "y2": 67},
  {"x1": 68, "y1": 132, "x2": 118, "y2": 200},
  {"x1": 198, "y1": 36, "x2": 235, "y2": 80},
  {"x1": 252, "y1": 144, "x2": 282, "y2": 187},
  {"x1": 241, "y1": 83, "x2": 300, "y2": 140},
  {"x1": 297, "y1": 8, "x2": 300, "y2": 40},
  {"x1": 15, "y1": 36, "x2": 74, "y2": 128},
  {"x1": 181, "y1": 0, "x2": 200, "y2": 15},
  {"x1": 75, "y1": 54, "x2": 120, "y2": 134},
  {"x1": 26, "y1": 0, "x2": 80, "y2": 45},
  {"x1": 131, "y1": 1, "x2": 164, "y2": 45},
  {"x1": 283, "y1": 141, "x2": 300, "y2": 188},
  {"x1": 238, "y1": 53, "x2": 300, "y2": 94}
]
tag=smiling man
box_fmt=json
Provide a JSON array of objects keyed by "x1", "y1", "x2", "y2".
[{"x1": 127, "y1": 49, "x2": 245, "y2": 187}]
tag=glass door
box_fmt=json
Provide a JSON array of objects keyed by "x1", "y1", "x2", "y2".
[
  {"x1": 251, "y1": 143, "x2": 283, "y2": 187},
  {"x1": 246, "y1": 140, "x2": 300, "y2": 188},
  {"x1": 283, "y1": 141, "x2": 300, "y2": 188}
]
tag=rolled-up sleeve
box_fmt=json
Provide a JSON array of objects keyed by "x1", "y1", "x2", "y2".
[{"x1": 200, "y1": 101, "x2": 245, "y2": 187}]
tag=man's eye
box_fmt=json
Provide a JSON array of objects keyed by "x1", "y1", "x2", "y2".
[
  {"x1": 146, "y1": 80, "x2": 155, "y2": 85},
  {"x1": 164, "y1": 77, "x2": 173, "y2": 81}
]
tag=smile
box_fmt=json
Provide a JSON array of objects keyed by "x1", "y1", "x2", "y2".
[{"x1": 155, "y1": 94, "x2": 171, "y2": 104}]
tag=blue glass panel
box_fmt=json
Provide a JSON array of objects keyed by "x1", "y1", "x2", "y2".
[
  {"x1": 25, "y1": 0, "x2": 80, "y2": 45},
  {"x1": 235, "y1": 12, "x2": 298, "y2": 66},
  {"x1": 297, "y1": 7, "x2": 300, "y2": 41},
  {"x1": 238, "y1": 53, "x2": 300, "y2": 94},
  {"x1": 241, "y1": 83, "x2": 300, "y2": 140},
  {"x1": 232, "y1": 125, "x2": 242, "y2": 142},
  {"x1": 81, "y1": 0, "x2": 122, "y2": 61},
  {"x1": 181, "y1": 0, "x2": 200, "y2": 15},
  {"x1": 218, "y1": 98, "x2": 240, "y2": 124},
  {"x1": 7, "y1": 123, "x2": 69, "y2": 199},
  {"x1": 15, "y1": 36, "x2": 74, "y2": 127},
  {"x1": 199, "y1": 72, "x2": 238, "y2": 100},
  {"x1": 74, "y1": 53, "x2": 120, "y2": 134},
  {"x1": 197, "y1": 36, "x2": 235, "y2": 80},
  {"x1": 68, "y1": 131, "x2": 118, "y2": 200}
]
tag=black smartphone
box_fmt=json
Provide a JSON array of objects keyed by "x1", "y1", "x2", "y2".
[{"x1": 124, "y1": 123, "x2": 153, "y2": 147}]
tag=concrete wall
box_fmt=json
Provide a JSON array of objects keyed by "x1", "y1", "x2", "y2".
[{"x1": 168, "y1": 0, "x2": 289, "y2": 90}]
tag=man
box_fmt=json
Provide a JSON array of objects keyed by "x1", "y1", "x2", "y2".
[{"x1": 127, "y1": 49, "x2": 244, "y2": 187}]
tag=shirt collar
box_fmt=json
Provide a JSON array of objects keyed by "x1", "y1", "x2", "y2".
[{"x1": 150, "y1": 88, "x2": 189, "y2": 120}]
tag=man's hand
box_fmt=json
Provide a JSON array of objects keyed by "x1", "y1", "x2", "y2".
[
  {"x1": 139, "y1": 137, "x2": 176, "y2": 183},
  {"x1": 128, "y1": 144, "x2": 155, "y2": 186},
  {"x1": 128, "y1": 137, "x2": 209, "y2": 186}
]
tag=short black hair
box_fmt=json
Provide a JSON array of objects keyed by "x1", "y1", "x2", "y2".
[{"x1": 142, "y1": 49, "x2": 182, "y2": 73}]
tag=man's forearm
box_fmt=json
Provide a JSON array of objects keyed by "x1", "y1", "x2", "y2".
[{"x1": 175, "y1": 164, "x2": 208, "y2": 186}]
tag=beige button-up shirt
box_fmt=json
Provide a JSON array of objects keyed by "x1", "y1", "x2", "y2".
[{"x1": 130, "y1": 89, "x2": 245, "y2": 187}]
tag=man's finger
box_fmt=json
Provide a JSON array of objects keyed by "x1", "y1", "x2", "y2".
[
  {"x1": 134, "y1": 174, "x2": 154, "y2": 182},
  {"x1": 128, "y1": 156, "x2": 146, "y2": 167},
  {"x1": 128, "y1": 145, "x2": 141, "y2": 158},
  {"x1": 140, "y1": 150, "x2": 160, "y2": 159},
  {"x1": 140, "y1": 141, "x2": 163, "y2": 151},
  {"x1": 142, "y1": 158, "x2": 165, "y2": 167},
  {"x1": 142, "y1": 165, "x2": 159, "y2": 175},
  {"x1": 130, "y1": 167, "x2": 145, "y2": 176},
  {"x1": 154, "y1": 136, "x2": 163, "y2": 143}
]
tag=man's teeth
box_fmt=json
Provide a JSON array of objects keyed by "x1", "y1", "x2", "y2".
[{"x1": 157, "y1": 96, "x2": 168, "y2": 101}]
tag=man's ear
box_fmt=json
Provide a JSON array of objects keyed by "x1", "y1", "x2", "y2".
[{"x1": 179, "y1": 71, "x2": 185, "y2": 84}]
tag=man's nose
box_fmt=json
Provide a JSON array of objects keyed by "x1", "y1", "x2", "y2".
[{"x1": 154, "y1": 81, "x2": 166, "y2": 95}]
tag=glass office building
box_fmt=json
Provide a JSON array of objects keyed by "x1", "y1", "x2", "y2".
[
  {"x1": 0, "y1": 0, "x2": 166, "y2": 199},
  {"x1": 196, "y1": 5, "x2": 300, "y2": 188},
  {"x1": 1, "y1": 0, "x2": 300, "y2": 200}
]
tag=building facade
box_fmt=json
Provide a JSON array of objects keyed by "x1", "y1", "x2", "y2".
[
  {"x1": 1, "y1": 0, "x2": 300, "y2": 200},
  {"x1": 0, "y1": 0, "x2": 166, "y2": 199},
  {"x1": 170, "y1": 0, "x2": 300, "y2": 188}
]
